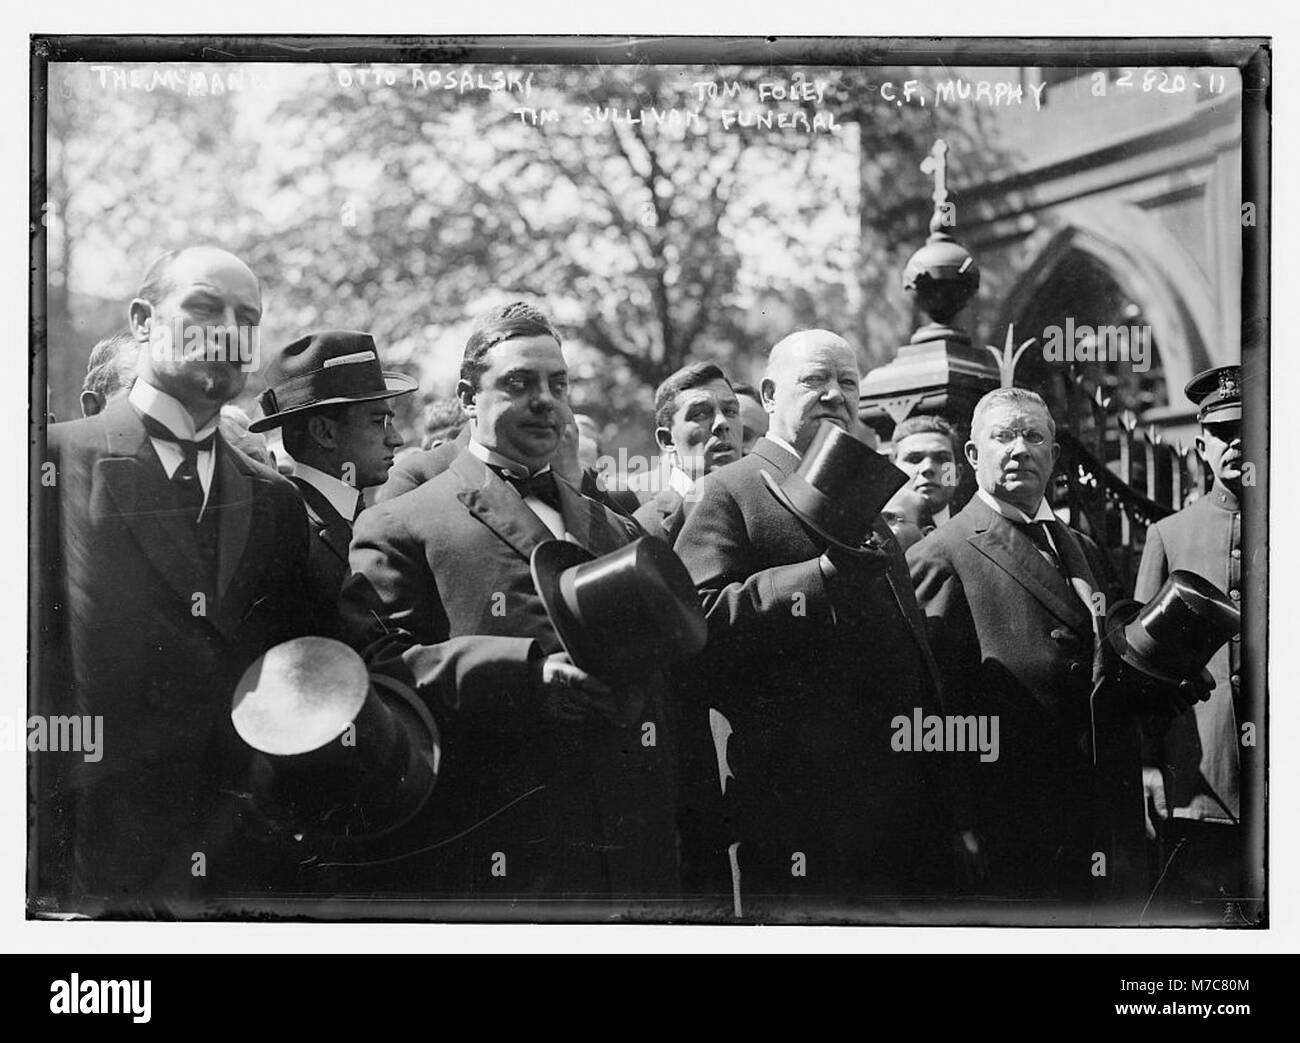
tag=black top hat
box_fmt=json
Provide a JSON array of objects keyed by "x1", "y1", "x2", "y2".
[
  {"x1": 250, "y1": 329, "x2": 417, "y2": 432},
  {"x1": 761, "y1": 420, "x2": 909, "y2": 555},
  {"x1": 1185, "y1": 364, "x2": 1242, "y2": 424},
  {"x1": 1104, "y1": 570, "x2": 1241, "y2": 688},
  {"x1": 530, "y1": 537, "x2": 708, "y2": 702},
  {"x1": 230, "y1": 637, "x2": 440, "y2": 840}
]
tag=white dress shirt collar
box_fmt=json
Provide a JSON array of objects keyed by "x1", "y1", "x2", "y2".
[
  {"x1": 129, "y1": 379, "x2": 218, "y2": 506},
  {"x1": 129, "y1": 379, "x2": 219, "y2": 441},
  {"x1": 467, "y1": 439, "x2": 566, "y2": 539},
  {"x1": 467, "y1": 439, "x2": 552, "y2": 479},
  {"x1": 293, "y1": 462, "x2": 362, "y2": 522},
  {"x1": 764, "y1": 434, "x2": 801, "y2": 461},
  {"x1": 667, "y1": 464, "x2": 695, "y2": 499},
  {"x1": 976, "y1": 487, "x2": 1053, "y2": 524}
]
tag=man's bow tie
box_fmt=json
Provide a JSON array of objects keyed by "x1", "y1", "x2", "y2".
[
  {"x1": 139, "y1": 412, "x2": 217, "y2": 456},
  {"x1": 493, "y1": 466, "x2": 562, "y2": 513}
]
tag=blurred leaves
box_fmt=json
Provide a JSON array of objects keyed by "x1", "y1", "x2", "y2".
[{"x1": 45, "y1": 60, "x2": 1010, "y2": 437}]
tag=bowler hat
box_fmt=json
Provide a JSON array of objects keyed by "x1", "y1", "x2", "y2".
[
  {"x1": 231, "y1": 637, "x2": 440, "y2": 840},
  {"x1": 250, "y1": 329, "x2": 417, "y2": 432},
  {"x1": 1104, "y1": 570, "x2": 1241, "y2": 688},
  {"x1": 530, "y1": 537, "x2": 708, "y2": 701},
  {"x1": 762, "y1": 420, "x2": 908, "y2": 555}
]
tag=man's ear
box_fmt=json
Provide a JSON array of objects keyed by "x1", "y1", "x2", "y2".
[
  {"x1": 1050, "y1": 441, "x2": 1061, "y2": 469},
  {"x1": 965, "y1": 440, "x2": 979, "y2": 472},
  {"x1": 79, "y1": 391, "x2": 103, "y2": 418},
  {"x1": 1194, "y1": 433, "x2": 1207, "y2": 459},
  {"x1": 129, "y1": 299, "x2": 153, "y2": 340},
  {"x1": 306, "y1": 413, "x2": 337, "y2": 451},
  {"x1": 760, "y1": 377, "x2": 777, "y2": 414},
  {"x1": 456, "y1": 379, "x2": 477, "y2": 419},
  {"x1": 654, "y1": 426, "x2": 675, "y2": 453}
]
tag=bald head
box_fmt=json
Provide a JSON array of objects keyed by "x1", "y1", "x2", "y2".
[
  {"x1": 136, "y1": 246, "x2": 260, "y2": 309},
  {"x1": 761, "y1": 329, "x2": 861, "y2": 454}
]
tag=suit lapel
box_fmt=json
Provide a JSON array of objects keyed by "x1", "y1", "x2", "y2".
[
  {"x1": 751, "y1": 436, "x2": 799, "y2": 479},
  {"x1": 212, "y1": 438, "x2": 253, "y2": 601},
  {"x1": 96, "y1": 399, "x2": 210, "y2": 610},
  {"x1": 555, "y1": 473, "x2": 594, "y2": 550},
  {"x1": 964, "y1": 498, "x2": 1091, "y2": 629},
  {"x1": 452, "y1": 450, "x2": 555, "y2": 562},
  {"x1": 292, "y1": 476, "x2": 352, "y2": 563}
]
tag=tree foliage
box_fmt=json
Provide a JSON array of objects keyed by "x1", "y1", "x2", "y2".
[{"x1": 43, "y1": 59, "x2": 1011, "y2": 433}]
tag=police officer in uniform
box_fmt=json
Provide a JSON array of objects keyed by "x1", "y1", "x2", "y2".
[{"x1": 1136, "y1": 364, "x2": 1249, "y2": 918}]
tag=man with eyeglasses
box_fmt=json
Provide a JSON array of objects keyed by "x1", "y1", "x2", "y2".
[{"x1": 908, "y1": 387, "x2": 1144, "y2": 907}]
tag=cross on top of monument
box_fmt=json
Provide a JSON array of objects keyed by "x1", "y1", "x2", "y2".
[{"x1": 920, "y1": 139, "x2": 949, "y2": 208}]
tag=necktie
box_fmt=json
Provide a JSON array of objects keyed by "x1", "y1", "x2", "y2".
[
  {"x1": 1017, "y1": 518, "x2": 1069, "y2": 578},
  {"x1": 494, "y1": 466, "x2": 563, "y2": 513},
  {"x1": 139, "y1": 413, "x2": 216, "y2": 516}
]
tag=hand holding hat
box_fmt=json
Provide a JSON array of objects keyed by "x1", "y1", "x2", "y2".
[
  {"x1": 530, "y1": 536, "x2": 707, "y2": 728},
  {"x1": 764, "y1": 419, "x2": 908, "y2": 560},
  {"x1": 1104, "y1": 569, "x2": 1241, "y2": 715},
  {"x1": 534, "y1": 650, "x2": 624, "y2": 724}
]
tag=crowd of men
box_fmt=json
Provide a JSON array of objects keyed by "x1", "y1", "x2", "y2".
[{"x1": 34, "y1": 244, "x2": 1250, "y2": 922}]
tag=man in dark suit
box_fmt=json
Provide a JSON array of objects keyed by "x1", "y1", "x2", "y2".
[
  {"x1": 339, "y1": 302, "x2": 679, "y2": 904},
  {"x1": 629, "y1": 362, "x2": 742, "y2": 547},
  {"x1": 1136, "y1": 365, "x2": 1251, "y2": 916},
  {"x1": 908, "y1": 387, "x2": 1148, "y2": 908},
  {"x1": 36, "y1": 245, "x2": 312, "y2": 914},
  {"x1": 249, "y1": 330, "x2": 415, "y2": 636},
  {"x1": 374, "y1": 424, "x2": 469, "y2": 502},
  {"x1": 674, "y1": 330, "x2": 955, "y2": 912}
]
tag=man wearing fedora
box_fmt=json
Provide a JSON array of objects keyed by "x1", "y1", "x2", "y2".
[
  {"x1": 908, "y1": 386, "x2": 1186, "y2": 910},
  {"x1": 339, "y1": 301, "x2": 679, "y2": 904},
  {"x1": 36, "y1": 245, "x2": 313, "y2": 913},
  {"x1": 674, "y1": 329, "x2": 956, "y2": 912},
  {"x1": 1136, "y1": 364, "x2": 1253, "y2": 918},
  {"x1": 251, "y1": 330, "x2": 415, "y2": 636}
]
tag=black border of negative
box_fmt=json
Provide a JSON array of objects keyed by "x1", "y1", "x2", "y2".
[{"x1": 26, "y1": 35, "x2": 1270, "y2": 926}]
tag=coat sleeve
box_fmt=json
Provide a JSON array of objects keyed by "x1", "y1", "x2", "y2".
[
  {"x1": 907, "y1": 536, "x2": 979, "y2": 718},
  {"x1": 1133, "y1": 522, "x2": 1172, "y2": 765},
  {"x1": 674, "y1": 474, "x2": 836, "y2": 649},
  {"x1": 339, "y1": 506, "x2": 541, "y2": 721},
  {"x1": 908, "y1": 534, "x2": 982, "y2": 833},
  {"x1": 1134, "y1": 521, "x2": 1169, "y2": 602},
  {"x1": 373, "y1": 453, "x2": 429, "y2": 503}
]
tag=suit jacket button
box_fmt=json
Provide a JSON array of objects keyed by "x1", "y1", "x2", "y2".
[
  {"x1": 1231, "y1": 674, "x2": 1241, "y2": 687},
  {"x1": 1231, "y1": 548, "x2": 1241, "y2": 559},
  {"x1": 1050, "y1": 627, "x2": 1068, "y2": 641},
  {"x1": 1068, "y1": 661, "x2": 1085, "y2": 677},
  {"x1": 1229, "y1": 588, "x2": 1241, "y2": 601}
]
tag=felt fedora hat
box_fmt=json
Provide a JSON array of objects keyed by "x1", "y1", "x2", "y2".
[
  {"x1": 1104, "y1": 570, "x2": 1241, "y2": 688},
  {"x1": 250, "y1": 329, "x2": 417, "y2": 432},
  {"x1": 762, "y1": 419, "x2": 909, "y2": 555},
  {"x1": 530, "y1": 537, "x2": 708, "y2": 698},
  {"x1": 231, "y1": 636, "x2": 440, "y2": 840}
]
